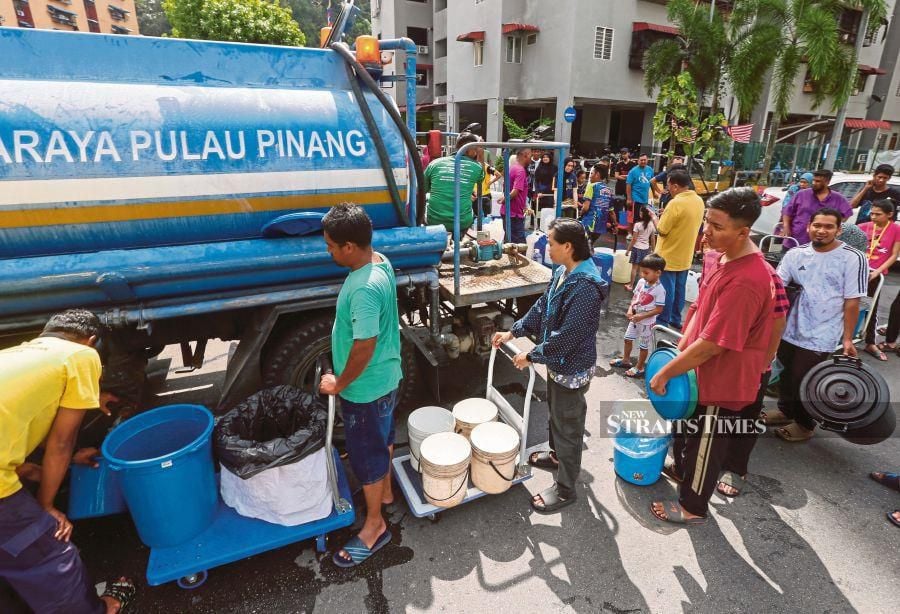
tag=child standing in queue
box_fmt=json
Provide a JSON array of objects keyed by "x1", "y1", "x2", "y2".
[
  {"x1": 625, "y1": 206, "x2": 657, "y2": 291},
  {"x1": 610, "y1": 253, "x2": 666, "y2": 378}
]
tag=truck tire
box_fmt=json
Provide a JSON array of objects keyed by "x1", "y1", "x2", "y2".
[{"x1": 261, "y1": 315, "x2": 420, "y2": 410}]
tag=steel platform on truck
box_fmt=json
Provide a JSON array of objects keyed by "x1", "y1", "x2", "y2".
[{"x1": 438, "y1": 253, "x2": 552, "y2": 307}]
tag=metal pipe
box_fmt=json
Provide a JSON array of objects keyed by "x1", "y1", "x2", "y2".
[
  {"x1": 429, "y1": 276, "x2": 441, "y2": 339},
  {"x1": 98, "y1": 270, "x2": 438, "y2": 327},
  {"x1": 451, "y1": 141, "x2": 571, "y2": 296}
]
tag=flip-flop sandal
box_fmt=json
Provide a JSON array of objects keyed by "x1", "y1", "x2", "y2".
[
  {"x1": 775, "y1": 423, "x2": 814, "y2": 443},
  {"x1": 876, "y1": 325, "x2": 888, "y2": 336},
  {"x1": 102, "y1": 578, "x2": 136, "y2": 613},
  {"x1": 661, "y1": 464, "x2": 684, "y2": 484},
  {"x1": 876, "y1": 342, "x2": 897, "y2": 353},
  {"x1": 716, "y1": 471, "x2": 746, "y2": 498},
  {"x1": 869, "y1": 472, "x2": 900, "y2": 492},
  {"x1": 528, "y1": 450, "x2": 559, "y2": 471},
  {"x1": 760, "y1": 408, "x2": 791, "y2": 426},
  {"x1": 531, "y1": 486, "x2": 575, "y2": 514},
  {"x1": 864, "y1": 346, "x2": 888, "y2": 361},
  {"x1": 889, "y1": 511, "x2": 900, "y2": 528},
  {"x1": 650, "y1": 500, "x2": 708, "y2": 525},
  {"x1": 332, "y1": 529, "x2": 392, "y2": 568},
  {"x1": 624, "y1": 367, "x2": 645, "y2": 378},
  {"x1": 609, "y1": 358, "x2": 633, "y2": 369}
]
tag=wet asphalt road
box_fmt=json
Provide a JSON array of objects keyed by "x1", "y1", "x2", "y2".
[{"x1": 75, "y1": 262, "x2": 900, "y2": 613}]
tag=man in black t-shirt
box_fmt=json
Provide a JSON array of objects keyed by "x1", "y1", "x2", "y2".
[
  {"x1": 614, "y1": 148, "x2": 637, "y2": 196},
  {"x1": 850, "y1": 164, "x2": 900, "y2": 224}
]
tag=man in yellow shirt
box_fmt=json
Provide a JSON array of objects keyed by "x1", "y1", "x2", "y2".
[
  {"x1": 0, "y1": 309, "x2": 133, "y2": 613},
  {"x1": 650, "y1": 169, "x2": 705, "y2": 330}
]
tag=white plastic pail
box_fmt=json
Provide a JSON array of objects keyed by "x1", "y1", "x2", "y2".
[
  {"x1": 470, "y1": 422, "x2": 520, "y2": 494},
  {"x1": 407, "y1": 406, "x2": 455, "y2": 471},
  {"x1": 452, "y1": 398, "x2": 498, "y2": 439},
  {"x1": 420, "y1": 432, "x2": 471, "y2": 508}
]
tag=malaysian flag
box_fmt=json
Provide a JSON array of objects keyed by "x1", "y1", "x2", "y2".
[
  {"x1": 725, "y1": 124, "x2": 754, "y2": 143},
  {"x1": 671, "y1": 118, "x2": 698, "y2": 143}
]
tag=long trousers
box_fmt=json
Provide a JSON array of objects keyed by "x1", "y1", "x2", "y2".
[
  {"x1": 776, "y1": 340, "x2": 830, "y2": 431},
  {"x1": 864, "y1": 275, "x2": 882, "y2": 345},
  {"x1": 721, "y1": 371, "x2": 771, "y2": 477},
  {"x1": 547, "y1": 378, "x2": 589, "y2": 499}
]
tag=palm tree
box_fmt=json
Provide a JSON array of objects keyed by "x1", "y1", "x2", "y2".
[
  {"x1": 759, "y1": 0, "x2": 887, "y2": 179},
  {"x1": 643, "y1": 0, "x2": 782, "y2": 120}
]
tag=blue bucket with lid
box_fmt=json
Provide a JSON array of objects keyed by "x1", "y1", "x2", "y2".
[
  {"x1": 613, "y1": 431, "x2": 671, "y2": 486},
  {"x1": 102, "y1": 404, "x2": 217, "y2": 548}
]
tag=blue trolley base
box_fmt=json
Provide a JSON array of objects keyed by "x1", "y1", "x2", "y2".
[{"x1": 146, "y1": 448, "x2": 355, "y2": 587}]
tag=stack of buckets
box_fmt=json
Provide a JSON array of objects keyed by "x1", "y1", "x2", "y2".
[
  {"x1": 101, "y1": 404, "x2": 218, "y2": 547},
  {"x1": 407, "y1": 397, "x2": 520, "y2": 508},
  {"x1": 611, "y1": 399, "x2": 671, "y2": 486}
]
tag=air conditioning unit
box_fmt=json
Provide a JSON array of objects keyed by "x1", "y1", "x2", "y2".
[
  {"x1": 417, "y1": 45, "x2": 429, "y2": 55},
  {"x1": 433, "y1": 96, "x2": 445, "y2": 104}
]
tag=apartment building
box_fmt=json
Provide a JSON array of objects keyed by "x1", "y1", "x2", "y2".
[
  {"x1": 374, "y1": 0, "x2": 900, "y2": 161},
  {"x1": 0, "y1": 0, "x2": 140, "y2": 36}
]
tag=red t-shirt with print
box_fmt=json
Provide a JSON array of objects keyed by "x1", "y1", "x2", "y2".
[{"x1": 683, "y1": 251, "x2": 775, "y2": 411}]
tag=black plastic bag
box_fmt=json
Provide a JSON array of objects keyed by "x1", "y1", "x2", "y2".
[{"x1": 214, "y1": 385, "x2": 327, "y2": 479}]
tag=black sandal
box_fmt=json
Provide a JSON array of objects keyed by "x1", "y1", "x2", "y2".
[
  {"x1": 870, "y1": 472, "x2": 900, "y2": 492},
  {"x1": 102, "y1": 578, "x2": 136, "y2": 613},
  {"x1": 528, "y1": 450, "x2": 559, "y2": 471},
  {"x1": 531, "y1": 486, "x2": 575, "y2": 514}
]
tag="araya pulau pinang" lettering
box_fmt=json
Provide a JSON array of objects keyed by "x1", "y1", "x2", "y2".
[{"x1": 0, "y1": 129, "x2": 369, "y2": 164}]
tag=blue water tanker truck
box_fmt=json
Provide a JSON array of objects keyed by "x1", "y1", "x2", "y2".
[{"x1": 0, "y1": 14, "x2": 556, "y2": 411}]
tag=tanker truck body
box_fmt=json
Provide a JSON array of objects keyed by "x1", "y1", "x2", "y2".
[
  {"x1": 0, "y1": 27, "x2": 442, "y2": 406},
  {"x1": 0, "y1": 26, "x2": 552, "y2": 411}
]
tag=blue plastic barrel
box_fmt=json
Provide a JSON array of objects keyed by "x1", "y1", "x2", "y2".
[
  {"x1": 592, "y1": 248, "x2": 614, "y2": 287},
  {"x1": 613, "y1": 431, "x2": 670, "y2": 486},
  {"x1": 101, "y1": 404, "x2": 217, "y2": 548},
  {"x1": 68, "y1": 458, "x2": 127, "y2": 520}
]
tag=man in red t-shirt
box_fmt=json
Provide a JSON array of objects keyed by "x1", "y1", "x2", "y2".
[{"x1": 649, "y1": 188, "x2": 775, "y2": 524}]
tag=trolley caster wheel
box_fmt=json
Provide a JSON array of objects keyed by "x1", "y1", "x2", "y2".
[
  {"x1": 176, "y1": 570, "x2": 208, "y2": 590},
  {"x1": 427, "y1": 514, "x2": 440, "y2": 523}
]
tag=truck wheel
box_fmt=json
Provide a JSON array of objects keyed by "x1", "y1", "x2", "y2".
[{"x1": 261, "y1": 315, "x2": 419, "y2": 409}]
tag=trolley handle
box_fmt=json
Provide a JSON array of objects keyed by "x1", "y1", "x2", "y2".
[
  {"x1": 652, "y1": 325, "x2": 683, "y2": 341},
  {"x1": 760, "y1": 234, "x2": 799, "y2": 252},
  {"x1": 486, "y1": 341, "x2": 536, "y2": 401},
  {"x1": 316, "y1": 355, "x2": 348, "y2": 513}
]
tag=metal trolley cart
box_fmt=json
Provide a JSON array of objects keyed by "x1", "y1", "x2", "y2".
[{"x1": 392, "y1": 341, "x2": 535, "y2": 520}]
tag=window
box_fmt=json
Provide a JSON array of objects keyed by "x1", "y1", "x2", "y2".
[
  {"x1": 474, "y1": 40, "x2": 484, "y2": 66},
  {"x1": 837, "y1": 9, "x2": 862, "y2": 45},
  {"x1": 111, "y1": 24, "x2": 131, "y2": 34},
  {"x1": 830, "y1": 182, "x2": 864, "y2": 199},
  {"x1": 526, "y1": 33, "x2": 537, "y2": 45},
  {"x1": 853, "y1": 72, "x2": 868, "y2": 96},
  {"x1": 415, "y1": 68, "x2": 429, "y2": 87},
  {"x1": 434, "y1": 38, "x2": 447, "y2": 58},
  {"x1": 407, "y1": 26, "x2": 428, "y2": 47},
  {"x1": 108, "y1": 5, "x2": 130, "y2": 21},
  {"x1": 594, "y1": 27, "x2": 613, "y2": 60},
  {"x1": 896, "y1": 80, "x2": 900, "y2": 97},
  {"x1": 505, "y1": 35, "x2": 522, "y2": 63},
  {"x1": 435, "y1": 0, "x2": 447, "y2": 9},
  {"x1": 435, "y1": 82, "x2": 447, "y2": 97}
]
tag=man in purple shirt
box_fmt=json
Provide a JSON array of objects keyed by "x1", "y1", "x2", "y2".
[
  {"x1": 498, "y1": 147, "x2": 531, "y2": 243},
  {"x1": 781, "y1": 169, "x2": 853, "y2": 248}
]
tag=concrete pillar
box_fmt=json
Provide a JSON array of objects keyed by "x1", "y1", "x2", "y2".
[
  {"x1": 555, "y1": 97, "x2": 573, "y2": 147},
  {"x1": 640, "y1": 106, "x2": 657, "y2": 155},
  {"x1": 445, "y1": 101, "x2": 458, "y2": 133},
  {"x1": 487, "y1": 97, "x2": 504, "y2": 143}
]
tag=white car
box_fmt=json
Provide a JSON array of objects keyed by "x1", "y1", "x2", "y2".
[{"x1": 751, "y1": 172, "x2": 900, "y2": 237}]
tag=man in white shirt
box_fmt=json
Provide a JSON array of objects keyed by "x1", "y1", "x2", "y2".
[{"x1": 766, "y1": 208, "x2": 867, "y2": 442}]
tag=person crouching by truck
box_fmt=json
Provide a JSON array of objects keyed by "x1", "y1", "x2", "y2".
[
  {"x1": 319, "y1": 203, "x2": 400, "y2": 568},
  {"x1": 0, "y1": 309, "x2": 135, "y2": 613},
  {"x1": 492, "y1": 218, "x2": 607, "y2": 514}
]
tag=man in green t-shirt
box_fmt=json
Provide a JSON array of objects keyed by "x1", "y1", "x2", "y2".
[
  {"x1": 423, "y1": 132, "x2": 486, "y2": 234},
  {"x1": 319, "y1": 203, "x2": 401, "y2": 568}
]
